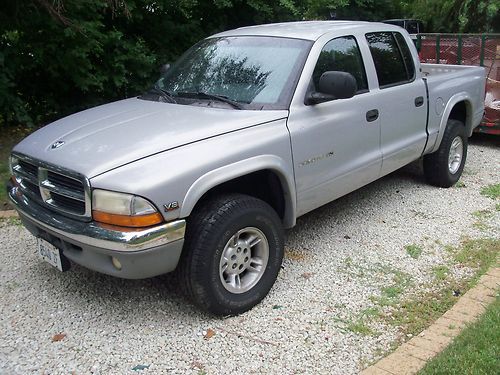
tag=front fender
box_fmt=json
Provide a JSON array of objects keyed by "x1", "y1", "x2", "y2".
[{"x1": 181, "y1": 155, "x2": 296, "y2": 228}]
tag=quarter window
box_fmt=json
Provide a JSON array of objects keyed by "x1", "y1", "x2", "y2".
[
  {"x1": 366, "y1": 32, "x2": 415, "y2": 88},
  {"x1": 312, "y1": 36, "x2": 368, "y2": 94},
  {"x1": 394, "y1": 32, "x2": 415, "y2": 81}
]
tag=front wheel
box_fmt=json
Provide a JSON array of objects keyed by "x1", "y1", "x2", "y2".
[
  {"x1": 423, "y1": 119, "x2": 468, "y2": 188},
  {"x1": 177, "y1": 194, "x2": 284, "y2": 316}
]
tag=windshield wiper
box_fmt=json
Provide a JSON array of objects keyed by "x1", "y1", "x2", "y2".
[
  {"x1": 147, "y1": 87, "x2": 177, "y2": 104},
  {"x1": 176, "y1": 91, "x2": 244, "y2": 109}
]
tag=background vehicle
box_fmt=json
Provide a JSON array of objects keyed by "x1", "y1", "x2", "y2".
[
  {"x1": 383, "y1": 19, "x2": 424, "y2": 36},
  {"x1": 8, "y1": 22, "x2": 486, "y2": 315}
]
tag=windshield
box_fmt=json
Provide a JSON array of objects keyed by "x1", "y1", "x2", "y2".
[{"x1": 149, "y1": 36, "x2": 312, "y2": 110}]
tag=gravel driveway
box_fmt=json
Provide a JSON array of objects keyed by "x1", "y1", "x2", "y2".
[{"x1": 1, "y1": 136, "x2": 498, "y2": 375}]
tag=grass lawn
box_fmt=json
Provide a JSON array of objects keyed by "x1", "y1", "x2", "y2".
[
  {"x1": 419, "y1": 296, "x2": 499, "y2": 374},
  {"x1": 0, "y1": 127, "x2": 33, "y2": 210}
]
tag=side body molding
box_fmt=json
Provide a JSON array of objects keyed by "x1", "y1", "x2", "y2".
[
  {"x1": 180, "y1": 155, "x2": 297, "y2": 228},
  {"x1": 430, "y1": 92, "x2": 472, "y2": 153}
]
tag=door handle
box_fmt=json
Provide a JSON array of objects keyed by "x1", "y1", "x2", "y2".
[
  {"x1": 366, "y1": 109, "x2": 379, "y2": 122},
  {"x1": 415, "y1": 96, "x2": 424, "y2": 107}
]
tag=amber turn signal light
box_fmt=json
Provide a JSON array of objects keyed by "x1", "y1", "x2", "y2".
[{"x1": 92, "y1": 210, "x2": 163, "y2": 228}]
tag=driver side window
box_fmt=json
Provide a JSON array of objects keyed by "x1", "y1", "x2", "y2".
[{"x1": 312, "y1": 36, "x2": 368, "y2": 93}]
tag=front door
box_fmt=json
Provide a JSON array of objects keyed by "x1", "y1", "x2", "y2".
[{"x1": 287, "y1": 35, "x2": 383, "y2": 216}]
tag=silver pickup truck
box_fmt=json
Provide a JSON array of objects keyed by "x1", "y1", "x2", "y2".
[{"x1": 8, "y1": 21, "x2": 485, "y2": 315}]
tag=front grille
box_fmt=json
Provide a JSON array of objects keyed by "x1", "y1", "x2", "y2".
[
  {"x1": 47, "y1": 171, "x2": 85, "y2": 195},
  {"x1": 23, "y1": 180, "x2": 42, "y2": 199},
  {"x1": 51, "y1": 192, "x2": 86, "y2": 215},
  {"x1": 19, "y1": 160, "x2": 38, "y2": 179},
  {"x1": 12, "y1": 154, "x2": 90, "y2": 220}
]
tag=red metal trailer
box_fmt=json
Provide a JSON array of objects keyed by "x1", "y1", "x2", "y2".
[{"x1": 418, "y1": 34, "x2": 500, "y2": 135}]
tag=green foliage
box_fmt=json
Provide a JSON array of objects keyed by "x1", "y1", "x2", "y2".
[
  {"x1": 1, "y1": 1, "x2": 156, "y2": 126},
  {"x1": 386, "y1": 238, "x2": 499, "y2": 336},
  {"x1": 405, "y1": 244, "x2": 423, "y2": 259},
  {"x1": 453, "y1": 238, "x2": 500, "y2": 273},
  {"x1": 432, "y1": 265, "x2": 450, "y2": 280},
  {"x1": 346, "y1": 319, "x2": 375, "y2": 335},
  {"x1": 1, "y1": 0, "x2": 497, "y2": 128},
  {"x1": 402, "y1": 0, "x2": 500, "y2": 33},
  {"x1": 481, "y1": 183, "x2": 500, "y2": 200}
]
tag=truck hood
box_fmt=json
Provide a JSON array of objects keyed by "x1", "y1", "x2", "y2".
[{"x1": 14, "y1": 98, "x2": 288, "y2": 177}]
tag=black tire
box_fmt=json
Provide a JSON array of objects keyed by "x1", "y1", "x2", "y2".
[
  {"x1": 177, "y1": 194, "x2": 284, "y2": 316},
  {"x1": 423, "y1": 119, "x2": 468, "y2": 188}
]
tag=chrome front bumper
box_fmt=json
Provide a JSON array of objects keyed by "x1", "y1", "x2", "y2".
[{"x1": 8, "y1": 184, "x2": 186, "y2": 279}]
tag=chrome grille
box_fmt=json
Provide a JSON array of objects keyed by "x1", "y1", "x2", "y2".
[{"x1": 11, "y1": 154, "x2": 90, "y2": 220}]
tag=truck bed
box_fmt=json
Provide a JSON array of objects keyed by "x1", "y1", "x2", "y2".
[{"x1": 421, "y1": 63, "x2": 486, "y2": 153}]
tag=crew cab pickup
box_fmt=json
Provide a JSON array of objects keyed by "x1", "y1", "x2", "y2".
[{"x1": 8, "y1": 21, "x2": 486, "y2": 315}]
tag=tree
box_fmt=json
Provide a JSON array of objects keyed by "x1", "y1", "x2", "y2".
[
  {"x1": 0, "y1": 1, "x2": 156, "y2": 126},
  {"x1": 403, "y1": 0, "x2": 500, "y2": 33},
  {"x1": 2, "y1": 0, "x2": 497, "y2": 128}
]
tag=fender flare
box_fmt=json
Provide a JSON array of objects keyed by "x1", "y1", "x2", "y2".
[
  {"x1": 180, "y1": 155, "x2": 297, "y2": 228},
  {"x1": 430, "y1": 92, "x2": 473, "y2": 153}
]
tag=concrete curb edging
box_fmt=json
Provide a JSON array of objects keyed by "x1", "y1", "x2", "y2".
[
  {"x1": 0, "y1": 210, "x2": 18, "y2": 218},
  {"x1": 362, "y1": 266, "x2": 499, "y2": 375}
]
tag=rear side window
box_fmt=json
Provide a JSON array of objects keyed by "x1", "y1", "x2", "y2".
[
  {"x1": 366, "y1": 32, "x2": 415, "y2": 88},
  {"x1": 312, "y1": 36, "x2": 368, "y2": 93}
]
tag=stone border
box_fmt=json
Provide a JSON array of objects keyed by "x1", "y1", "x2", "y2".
[
  {"x1": 362, "y1": 267, "x2": 499, "y2": 375},
  {"x1": 0, "y1": 210, "x2": 18, "y2": 218}
]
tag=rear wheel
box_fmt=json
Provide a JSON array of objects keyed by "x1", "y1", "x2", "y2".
[
  {"x1": 424, "y1": 119, "x2": 468, "y2": 188},
  {"x1": 178, "y1": 194, "x2": 284, "y2": 316}
]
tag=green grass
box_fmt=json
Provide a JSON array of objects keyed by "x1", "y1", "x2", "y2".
[
  {"x1": 432, "y1": 265, "x2": 450, "y2": 281},
  {"x1": 455, "y1": 181, "x2": 466, "y2": 188},
  {"x1": 453, "y1": 238, "x2": 500, "y2": 275},
  {"x1": 384, "y1": 239, "x2": 499, "y2": 336},
  {"x1": 472, "y1": 209, "x2": 494, "y2": 232},
  {"x1": 419, "y1": 297, "x2": 500, "y2": 375},
  {"x1": 371, "y1": 271, "x2": 413, "y2": 307},
  {"x1": 0, "y1": 216, "x2": 22, "y2": 227},
  {"x1": 360, "y1": 306, "x2": 381, "y2": 318},
  {"x1": 472, "y1": 209, "x2": 494, "y2": 220},
  {"x1": 480, "y1": 183, "x2": 500, "y2": 199},
  {"x1": 346, "y1": 320, "x2": 374, "y2": 336},
  {"x1": 405, "y1": 244, "x2": 423, "y2": 259},
  {"x1": 391, "y1": 287, "x2": 461, "y2": 336}
]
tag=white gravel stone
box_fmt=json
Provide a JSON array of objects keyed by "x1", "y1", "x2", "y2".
[{"x1": 0, "y1": 136, "x2": 498, "y2": 375}]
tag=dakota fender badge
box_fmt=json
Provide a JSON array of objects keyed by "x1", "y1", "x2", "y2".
[
  {"x1": 51, "y1": 140, "x2": 65, "y2": 149},
  {"x1": 299, "y1": 151, "x2": 334, "y2": 167}
]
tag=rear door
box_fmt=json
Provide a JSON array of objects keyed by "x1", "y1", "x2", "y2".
[{"x1": 365, "y1": 31, "x2": 427, "y2": 175}]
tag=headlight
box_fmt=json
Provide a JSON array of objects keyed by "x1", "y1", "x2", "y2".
[
  {"x1": 9, "y1": 155, "x2": 19, "y2": 175},
  {"x1": 92, "y1": 189, "x2": 163, "y2": 228}
]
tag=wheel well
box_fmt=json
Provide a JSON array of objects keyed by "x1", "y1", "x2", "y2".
[
  {"x1": 192, "y1": 170, "x2": 286, "y2": 220},
  {"x1": 448, "y1": 101, "x2": 467, "y2": 125}
]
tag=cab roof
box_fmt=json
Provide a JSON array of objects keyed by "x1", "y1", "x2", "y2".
[{"x1": 211, "y1": 21, "x2": 394, "y2": 41}]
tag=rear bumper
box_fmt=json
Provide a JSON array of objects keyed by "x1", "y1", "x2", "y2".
[{"x1": 8, "y1": 184, "x2": 186, "y2": 279}]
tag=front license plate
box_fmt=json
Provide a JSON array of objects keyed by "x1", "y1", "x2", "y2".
[{"x1": 37, "y1": 238, "x2": 63, "y2": 271}]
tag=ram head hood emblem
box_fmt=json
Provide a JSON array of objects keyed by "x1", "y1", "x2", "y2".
[{"x1": 51, "y1": 140, "x2": 65, "y2": 149}]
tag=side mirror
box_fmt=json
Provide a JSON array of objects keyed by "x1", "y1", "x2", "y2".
[
  {"x1": 160, "y1": 63, "x2": 171, "y2": 74},
  {"x1": 305, "y1": 71, "x2": 357, "y2": 105}
]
